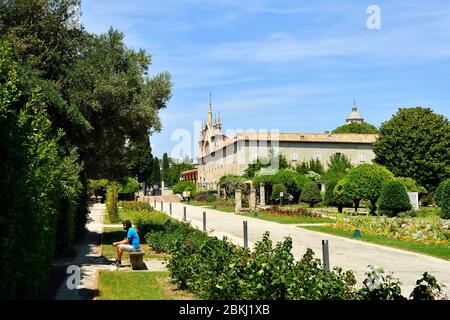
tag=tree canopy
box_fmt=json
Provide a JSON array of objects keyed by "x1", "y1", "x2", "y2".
[
  {"x1": 332, "y1": 122, "x2": 379, "y2": 134},
  {"x1": 321, "y1": 153, "x2": 352, "y2": 182},
  {"x1": 296, "y1": 159, "x2": 324, "y2": 175},
  {"x1": 338, "y1": 163, "x2": 394, "y2": 214},
  {"x1": 373, "y1": 107, "x2": 450, "y2": 191}
]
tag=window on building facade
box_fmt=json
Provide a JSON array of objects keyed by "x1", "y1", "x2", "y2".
[
  {"x1": 359, "y1": 153, "x2": 365, "y2": 162},
  {"x1": 291, "y1": 152, "x2": 298, "y2": 161}
]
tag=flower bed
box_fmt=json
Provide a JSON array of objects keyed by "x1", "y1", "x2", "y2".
[
  {"x1": 332, "y1": 215, "x2": 449, "y2": 246},
  {"x1": 261, "y1": 206, "x2": 326, "y2": 218}
]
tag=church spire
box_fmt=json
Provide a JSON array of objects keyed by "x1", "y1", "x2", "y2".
[
  {"x1": 207, "y1": 92, "x2": 213, "y2": 127},
  {"x1": 217, "y1": 111, "x2": 222, "y2": 130},
  {"x1": 209, "y1": 91, "x2": 212, "y2": 111}
]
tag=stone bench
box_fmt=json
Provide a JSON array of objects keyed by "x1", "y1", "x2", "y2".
[{"x1": 129, "y1": 250, "x2": 146, "y2": 270}]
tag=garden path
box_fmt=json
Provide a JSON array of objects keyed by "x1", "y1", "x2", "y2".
[{"x1": 53, "y1": 204, "x2": 167, "y2": 300}]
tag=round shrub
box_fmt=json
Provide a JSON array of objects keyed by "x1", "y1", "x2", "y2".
[
  {"x1": 172, "y1": 180, "x2": 196, "y2": 194},
  {"x1": 323, "y1": 180, "x2": 352, "y2": 213},
  {"x1": 378, "y1": 180, "x2": 412, "y2": 217},
  {"x1": 300, "y1": 181, "x2": 322, "y2": 208},
  {"x1": 436, "y1": 179, "x2": 450, "y2": 219},
  {"x1": 271, "y1": 183, "x2": 287, "y2": 203},
  {"x1": 420, "y1": 192, "x2": 435, "y2": 206}
]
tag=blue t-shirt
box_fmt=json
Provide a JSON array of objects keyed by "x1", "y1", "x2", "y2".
[{"x1": 127, "y1": 227, "x2": 140, "y2": 249}]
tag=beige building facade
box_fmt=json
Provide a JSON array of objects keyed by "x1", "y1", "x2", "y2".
[{"x1": 197, "y1": 103, "x2": 377, "y2": 189}]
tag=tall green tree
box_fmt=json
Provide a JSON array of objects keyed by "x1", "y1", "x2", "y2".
[
  {"x1": 327, "y1": 153, "x2": 352, "y2": 175},
  {"x1": 322, "y1": 153, "x2": 352, "y2": 183},
  {"x1": 373, "y1": 107, "x2": 450, "y2": 191},
  {"x1": 162, "y1": 152, "x2": 170, "y2": 182},
  {"x1": 127, "y1": 136, "x2": 153, "y2": 190},
  {"x1": 165, "y1": 162, "x2": 195, "y2": 187},
  {"x1": 296, "y1": 159, "x2": 324, "y2": 175},
  {"x1": 0, "y1": 0, "x2": 90, "y2": 132},
  {"x1": 150, "y1": 157, "x2": 161, "y2": 187},
  {"x1": 1, "y1": 0, "x2": 173, "y2": 180},
  {"x1": 62, "y1": 29, "x2": 172, "y2": 179}
]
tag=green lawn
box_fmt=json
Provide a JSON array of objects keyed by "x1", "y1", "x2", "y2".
[
  {"x1": 189, "y1": 201, "x2": 236, "y2": 213},
  {"x1": 96, "y1": 271, "x2": 196, "y2": 300},
  {"x1": 239, "y1": 211, "x2": 335, "y2": 224},
  {"x1": 101, "y1": 227, "x2": 169, "y2": 260},
  {"x1": 302, "y1": 225, "x2": 450, "y2": 260},
  {"x1": 206, "y1": 205, "x2": 235, "y2": 213}
]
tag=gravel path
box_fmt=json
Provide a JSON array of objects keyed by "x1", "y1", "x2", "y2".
[{"x1": 53, "y1": 204, "x2": 169, "y2": 300}]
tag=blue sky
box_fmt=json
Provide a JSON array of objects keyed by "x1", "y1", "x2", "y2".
[{"x1": 81, "y1": 0, "x2": 450, "y2": 159}]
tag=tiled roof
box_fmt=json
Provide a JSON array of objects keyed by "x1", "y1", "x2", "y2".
[{"x1": 235, "y1": 132, "x2": 378, "y2": 144}]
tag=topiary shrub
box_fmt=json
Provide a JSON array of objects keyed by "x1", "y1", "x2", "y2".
[
  {"x1": 106, "y1": 182, "x2": 119, "y2": 223},
  {"x1": 323, "y1": 180, "x2": 353, "y2": 213},
  {"x1": 436, "y1": 179, "x2": 450, "y2": 219},
  {"x1": 271, "y1": 183, "x2": 287, "y2": 203},
  {"x1": 378, "y1": 180, "x2": 412, "y2": 217},
  {"x1": 300, "y1": 181, "x2": 322, "y2": 208}
]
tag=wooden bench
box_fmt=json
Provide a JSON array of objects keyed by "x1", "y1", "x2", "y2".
[{"x1": 129, "y1": 250, "x2": 146, "y2": 270}]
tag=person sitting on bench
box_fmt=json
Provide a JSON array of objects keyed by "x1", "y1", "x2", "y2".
[{"x1": 112, "y1": 220, "x2": 140, "y2": 266}]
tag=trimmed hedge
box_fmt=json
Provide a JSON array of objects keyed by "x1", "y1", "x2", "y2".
[
  {"x1": 378, "y1": 180, "x2": 412, "y2": 217},
  {"x1": 0, "y1": 41, "x2": 87, "y2": 299},
  {"x1": 300, "y1": 181, "x2": 322, "y2": 208},
  {"x1": 106, "y1": 183, "x2": 119, "y2": 223},
  {"x1": 436, "y1": 179, "x2": 450, "y2": 219}
]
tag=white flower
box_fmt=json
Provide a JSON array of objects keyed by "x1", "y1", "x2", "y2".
[{"x1": 364, "y1": 265, "x2": 384, "y2": 291}]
